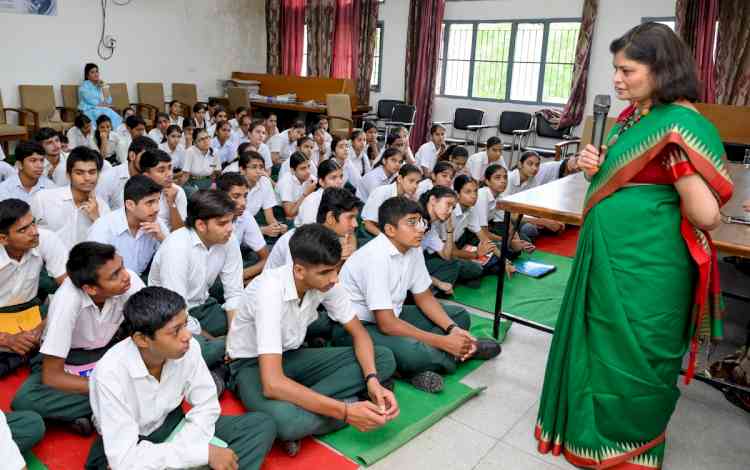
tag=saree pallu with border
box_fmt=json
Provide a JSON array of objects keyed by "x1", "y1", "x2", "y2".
[{"x1": 534, "y1": 103, "x2": 733, "y2": 469}]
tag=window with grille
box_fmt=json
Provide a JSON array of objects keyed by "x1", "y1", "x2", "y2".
[{"x1": 370, "y1": 23, "x2": 384, "y2": 90}]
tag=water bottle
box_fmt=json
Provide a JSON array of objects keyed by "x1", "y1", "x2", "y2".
[{"x1": 744, "y1": 148, "x2": 750, "y2": 166}]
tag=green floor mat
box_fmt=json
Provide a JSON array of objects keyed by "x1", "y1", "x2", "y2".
[
  {"x1": 318, "y1": 315, "x2": 510, "y2": 466},
  {"x1": 24, "y1": 451, "x2": 47, "y2": 470},
  {"x1": 451, "y1": 251, "x2": 572, "y2": 329}
]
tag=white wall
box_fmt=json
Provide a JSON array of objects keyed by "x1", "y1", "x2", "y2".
[
  {"x1": 0, "y1": 0, "x2": 266, "y2": 110},
  {"x1": 371, "y1": 0, "x2": 676, "y2": 139}
]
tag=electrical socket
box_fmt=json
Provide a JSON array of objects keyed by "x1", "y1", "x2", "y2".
[{"x1": 104, "y1": 35, "x2": 117, "y2": 49}]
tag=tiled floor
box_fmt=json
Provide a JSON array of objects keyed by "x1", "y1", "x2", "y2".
[{"x1": 366, "y1": 263, "x2": 750, "y2": 470}]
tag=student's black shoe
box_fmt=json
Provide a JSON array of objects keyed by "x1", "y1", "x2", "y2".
[
  {"x1": 472, "y1": 339, "x2": 502, "y2": 360},
  {"x1": 211, "y1": 369, "x2": 226, "y2": 397},
  {"x1": 283, "y1": 439, "x2": 302, "y2": 457},
  {"x1": 69, "y1": 416, "x2": 94, "y2": 436},
  {"x1": 410, "y1": 371, "x2": 444, "y2": 393}
]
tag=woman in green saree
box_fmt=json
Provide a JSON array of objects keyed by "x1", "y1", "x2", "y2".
[{"x1": 534, "y1": 23, "x2": 734, "y2": 469}]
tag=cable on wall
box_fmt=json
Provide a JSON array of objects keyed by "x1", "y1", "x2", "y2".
[{"x1": 97, "y1": 0, "x2": 134, "y2": 60}]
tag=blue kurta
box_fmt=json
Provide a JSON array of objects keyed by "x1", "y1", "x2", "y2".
[{"x1": 78, "y1": 80, "x2": 122, "y2": 129}]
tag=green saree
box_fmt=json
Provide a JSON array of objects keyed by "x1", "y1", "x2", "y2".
[{"x1": 535, "y1": 104, "x2": 733, "y2": 469}]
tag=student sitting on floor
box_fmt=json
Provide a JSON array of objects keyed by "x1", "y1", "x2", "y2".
[
  {"x1": 147, "y1": 113, "x2": 170, "y2": 146},
  {"x1": 35, "y1": 127, "x2": 69, "y2": 187},
  {"x1": 295, "y1": 159, "x2": 345, "y2": 227},
  {"x1": 334, "y1": 196, "x2": 501, "y2": 393},
  {"x1": 467, "y1": 136, "x2": 507, "y2": 182},
  {"x1": 244, "y1": 119, "x2": 273, "y2": 170},
  {"x1": 115, "y1": 115, "x2": 147, "y2": 165},
  {"x1": 217, "y1": 172, "x2": 269, "y2": 283},
  {"x1": 0, "y1": 141, "x2": 54, "y2": 203},
  {"x1": 2, "y1": 409, "x2": 45, "y2": 470},
  {"x1": 11, "y1": 241, "x2": 144, "y2": 435},
  {"x1": 87, "y1": 175, "x2": 167, "y2": 278},
  {"x1": 211, "y1": 120, "x2": 238, "y2": 167},
  {"x1": 31, "y1": 147, "x2": 110, "y2": 250},
  {"x1": 315, "y1": 115, "x2": 333, "y2": 146},
  {"x1": 392, "y1": 126, "x2": 416, "y2": 165},
  {"x1": 361, "y1": 163, "x2": 421, "y2": 238},
  {"x1": 190, "y1": 103, "x2": 208, "y2": 131},
  {"x1": 363, "y1": 121, "x2": 380, "y2": 164},
  {"x1": 228, "y1": 106, "x2": 248, "y2": 132},
  {"x1": 86, "y1": 286, "x2": 276, "y2": 470},
  {"x1": 278, "y1": 136, "x2": 317, "y2": 180},
  {"x1": 415, "y1": 124, "x2": 447, "y2": 178},
  {"x1": 67, "y1": 114, "x2": 95, "y2": 150},
  {"x1": 227, "y1": 224, "x2": 398, "y2": 456},
  {"x1": 167, "y1": 99, "x2": 184, "y2": 127},
  {"x1": 158, "y1": 125, "x2": 186, "y2": 180},
  {"x1": 0, "y1": 199, "x2": 67, "y2": 377},
  {"x1": 115, "y1": 107, "x2": 135, "y2": 138},
  {"x1": 276, "y1": 152, "x2": 316, "y2": 221},
  {"x1": 448, "y1": 175, "x2": 495, "y2": 272},
  {"x1": 372, "y1": 131, "x2": 408, "y2": 167},
  {"x1": 232, "y1": 114, "x2": 252, "y2": 147},
  {"x1": 179, "y1": 119, "x2": 195, "y2": 158},
  {"x1": 476, "y1": 164, "x2": 534, "y2": 253},
  {"x1": 148, "y1": 189, "x2": 243, "y2": 371},
  {"x1": 311, "y1": 124, "x2": 330, "y2": 165},
  {"x1": 357, "y1": 148, "x2": 403, "y2": 202},
  {"x1": 93, "y1": 115, "x2": 120, "y2": 166},
  {"x1": 238, "y1": 151, "x2": 288, "y2": 240},
  {"x1": 207, "y1": 107, "x2": 229, "y2": 138},
  {"x1": 183, "y1": 128, "x2": 221, "y2": 192},
  {"x1": 534, "y1": 154, "x2": 580, "y2": 186},
  {"x1": 330, "y1": 135, "x2": 355, "y2": 191},
  {"x1": 97, "y1": 136, "x2": 157, "y2": 210},
  {"x1": 416, "y1": 160, "x2": 455, "y2": 199},
  {"x1": 442, "y1": 144, "x2": 470, "y2": 178},
  {"x1": 268, "y1": 120, "x2": 305, "y2": 170},
  {"x1": 138, "y1": 149, "x2": 187, "y2": 233},
  {"x1": 347, "y1": 130, "x2": 372, "y2": 193}
]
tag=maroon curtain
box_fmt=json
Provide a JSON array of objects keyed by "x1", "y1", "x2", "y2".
[
  {"x1": 306, "y1": 0, "x2": 337, "y2": 77},
  {"x1": 714, "y1": 0, "x2": 750, "y2": 105},
  {"x1": 557, "y1": 0, "x2": 598, "y2": 129},
  {"x1": 331, "y1": 0, "x2": 358, "y2": 78},
  {"x1": 355, "y1": 0, "x2": 381, "y2": 104},
  {"x1": 266, "y1": 0, "x2": 282, "y2": 74},
  {"x1": 675, "y1": 0, "x2": 718, "y2": 102},
  {"x1": 404, "y1": 0, "x2": 446, "y2": 148},
  {"x1": 280, "y1": 0, "x2": 305, "y2": 76}
]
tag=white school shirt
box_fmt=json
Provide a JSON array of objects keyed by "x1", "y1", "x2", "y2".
[
  {"x1": 278, "y1": 157, "x2": 318, "y2": 181},
  {"x1": 31, "y1": 186, "x2": 111, "y2": 250},
  {"x1": 257, "y1": 142, "x2": 274, "y2": 169},
  {"x1": 96, "y1": 162, "x2": 131, "y2": 210},
  {"x1": 534, "y1": 160, "x2": 565, "y2": 187},
  {"x1": 357, "y1": 166, "x2": 392, "y2": 202},
  {"x1": 294, "y1": 187, "x2": 324, "y2": 227},
  {"x1": 148, "y1": 228, "x2": 244, "y2": 335},
  {"x1": 96, "y1": 132, "x2": 120, "y2": 162},
  {"x1": 0, "y1": 410, "x2": 25, "y2": 470},
  {"x1": 502, "y1": 169, "x2": 536, "y2": 197},
  {"x1": 67, "y1": 127, "x2": 95, "y2": 150},
  {"x1": 233, "y1": 211, "x2": 266, "y2": 252},
  {"x1": 169, "y1": 115, "x2": 184, "y2": 128},
  {"x1": 43, "y1": 152, "x2": 69, "y2": 186},
  {"x1": 115, "y1": 133, "x2": 132, "y2": 165},
  {"x1": 183, "y1": 146, "x2": 220, "y2": 177},
  {"x1": 90, "y1": 337, "x2": 219, "y2": 470},
  {"x1": 0, "y1": 229, "x2": 67, "y2": 307},
  {"x1": 227, "y1": 264, "x2": 355, "y2": 359},
  {"x1": 158, "y1": 142, "x2": 186, "y2": 170},
  {"x1": 40, "y1": 271, "x2": 143, "y2": 359},
  {"x1": 228, "y1": 118, "x2": 240, "y2": 132},
  {"x1": 348, "y1": 148, "x2": 372, "y2": 180},
  {"x1": 0, "y1": 160, "x2": 15, "y2": 183},
  {"x1": 467, "y1": 151, "x2": 507, "y2": 182},
  {"x1": 211, "y1": 136, "x2": 238, "y2": 165},
  {"x1": 451, "y1": 203, "x2": 480, "y2": 241},
  {"x1": 421, "y1": 219, "x2": 446, "y2": 255},
  {"x1": 115, "y1": 122, "x2": 130, "y2": 139},
  {"x1": 276, "y1": 172, "x2": 310, "y2": 203},
  {"x1": 0, "y1": 174, "x2": 55, "y2": 203},
  {"x1": 263, "y1": 228, "x2": 294, "y2": 272},
  {"x1": 361, "y1": 182, "x2": 398, "y2": 222},
  {"x1": 340, "y1": 233, "x2": 432, "y2": 323},
  {"x1": 245, "y1": 176, "x2": 278, "y2": 218},
  {"x1": 475, "y1": 186, "x2": 504, "y2": 226},
  {"x1": 158, "y1": 185, "x2": 188, "y2": 232},
  {"x1": 87, "y1": 208, "x2": 168, "y2": 275},
  {"x1": 268, "y1": 130, "x2": 297, "y2": 162},
  {"x1": 415, "y1": 178, "x2": 433, "y2": 199},
  {"x1": 415, "y1": 141, "x2": 439, "y2": 173}
]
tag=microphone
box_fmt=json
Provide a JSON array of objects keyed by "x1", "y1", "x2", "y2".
[{"x1": 591, "y1": 94, "x2": 611, "y2": 152}]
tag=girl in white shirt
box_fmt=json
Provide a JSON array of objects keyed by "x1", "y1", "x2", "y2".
[
  {"x1": 183, "y1": 128, "x2": 220, "y2": 190},
  {"x1": 158, "y1": 125, "x2": 186, "y2": 175},
  {"x1": 239, "y1": 151, "x2": 287, "y2": 239},
  {"x1": 361, "y1": 163, "x2": 422, "y2": 237},
  {"x1": 416, "y1": 160, "x2": 455, "y2": 199},
  {"x1": 295, "y1": 159, "x2": 345, "y2": 226},
  {"x1": 277, "y1": 152, "x2": 316, "y2": 219},
  {"x1": 190, "y1": 103, "x2": 208, "y2": 130},
  {"x1": 310, "y1": 125, "x2": 330, "y2": 167},
  {"x1": 263, "y1": 112, "x2": 279, "y2": 142},
  {"x1": 476, "y1": 163, "x2": 533, "y2": 253},
  {"x1": 67, "y1": 114, "x2": 95, "y2": 149},
  {"x1": 279, "y1": 136, "x2": 317, "y2": 180},
  {"x1": 147, "y1": 113, "x2": 170, "y2": 145},
  {"x1": 347, "y1": 130, "x2": 371, "y2": 193},
  {"x1": 330, "y1": 135, "x2": 353, "y2": 188},
  {"x1": 415, "y1": 124, "x2": 447, "y2": 178},
  {"x1": 93, "y1": 115, "x2": 120, "y2": 165},
  {"x1": 115, "y1": 107, "x2": 135, "y2": 138},
  {"x1": 357, "y1": 148, "x2": 403, "y2": 201},
  {"x1": 363, "y1": 121, "x2": 380, "y2": 165},
  {"x1": 211, "y1": 120, "x2": 237, "y2": 165},
  {"x1": 445, "y1": 145, "x2": 470, "y2": 179},
  {"x1": 245, "y1": 120, "x2": 273, "y2": 170},
  {"x1": 180, "y1": 119, "x2": 195, "y2": 150},
  {"x1": 207, "y1": 107, "x2": 228, "y2": 137},
  {"x1": 167, "y1": 100, "x2": 184, "y2": 127},
  {"x1": 467, "y1": 136, "x2": 506, "y2": 182},
  {"x1": 419, "y1": 185, "x2": 465, "y2": 295},
  {"x1": 228, "y1": 106, "x2": 248, "y2": 132},
  {"x1": 394, "y1": 126, "x2": 416, "y2": 164}
]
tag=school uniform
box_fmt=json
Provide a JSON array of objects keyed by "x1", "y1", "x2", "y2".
[
  {"x1": 169, "y1": 114, "x2": 184, "y2": 128},
  {"x1": 10, "y1": 272, "x2": 144, "y2": 424},
  {"x1": 415, "y1": 141, "x2": 440, "y2": 174},
  {"x1": 115, "y1": 133, "x2": 132, "y2": 165},
  {"x1": 87, "y1": 208, "x2": 167, "y2": 276},
  {"x1": 228, "y1": 117, "x2": 241, "y2": 132},
  {"x1": 278, "y1": 157, "x2": 318, "y2": 181},
  {"x1": 96, "y1": 162, "x2": 132, "y2": 210},
  {"x1": 361, "y1": 182, "x2": 398, "y2": 223},
  {"x1": 157, "y1": 185, "x2": 188, "y2": 232},
  {"x1": 503, "y1": 169, "x2": 538, "y2": 241},
  {"x1": 86, "y1": 337, "x2": 276, "y2": 470},
  {"x1": 183, "y1": 146, "x2": 220, "y2": 178},
  {"x1": 276, "y1": 172, "x2": 309, "y2": 204},
  {"x1": 1, "y1": 410, "x2": 45, "y2": 470},
  {"x1": 334, "y1": 233, "x2": 470, "y2": 376},
  {"x1": 227, "y1": 264, "x2": 396, "y2": 441},
  {"x1": 467, "y1": 151, "x2": 507, "y2": 182},
  {"x1": 421, "y1": 218, "x2": 483, "y2": 287},
  {"x1": 0, "y1": 160, "x2": 15, "y2": 183},
  {"x1": 234, "y1": 211, "x2": 267, "y2": 268},
  {"x1": 146, "y1": 128, "x2": 163, "y2": 146},
  {"x1": 43, "y1": 153, "x2": 69, "y2": 186},
  {"x1": 115, "y1": 122, "x2": 130, "y2": 139},
  {"x1": 451, "y1": 203, "x2": 480, "y2": 243},
  {"x1": 415, "y1": 178, "x2": 433, "y2": 199},
  {"x1": 245, "y1": 176, "x2": 278, "y2": 218},
  {"x1": 262, "y1": 228, "x2": 294, "y2": 272},
  {"x1": 67, "y1": 127, "x2": 96, "y2": 150},
  {"x1": 348, "y1": 148, "x2": 372, "y2": 180},
  {"x1": 357, "y1": 166, "x2": 393, "y2": 202},
  {"x1": 534, "y1": 160, "x2": 565, "y2": 186},
  {"x1": 211, "y1": 136, "x2": 238, "y2": 165},
  {"x1": 31, "y1": 186, "x2": 111, "y2": 250},
  {"x1": 0, "y1": 174, "x2": 55, "y2": 203},
  {"x1": 267, "y1": 130, "x2": 297, "y2": 163},
  {"x1": 96, "y1": 132, "x2": 120, "y2": 164},
  {"x1": 158, "y1": 142, "x2": 186, "y2": 170},
  {"x1": 294, "y1": 187, "x2": 324, "y2": 227}
]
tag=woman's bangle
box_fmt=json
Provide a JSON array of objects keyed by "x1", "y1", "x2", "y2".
[
  {"x1": 342, "y1": 402, "x2": 349, "y2": 423},
  {"x1": 444, "y1": 323, "x2": 457, "y2": 334}
]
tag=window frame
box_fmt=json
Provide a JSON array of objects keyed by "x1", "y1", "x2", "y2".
[
  {"x1": 370, "y1": 21, "x2": 385, "y2": 92},
  {"x1": 436, "y1": 17, "x2": 582, "y2": 106}
]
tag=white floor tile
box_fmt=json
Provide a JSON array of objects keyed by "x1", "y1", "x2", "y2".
[{"x1": 473, "y1": 441, "x2": 566, "y2": 470}]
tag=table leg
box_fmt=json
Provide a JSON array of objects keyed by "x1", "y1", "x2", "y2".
[{"x1": 493, "y1": 211, "x2": 512, "y2": 339}]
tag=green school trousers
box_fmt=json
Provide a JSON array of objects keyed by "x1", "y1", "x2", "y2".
[{"x1": 6, "y1": 410, "x2": 45, "y2": 453}]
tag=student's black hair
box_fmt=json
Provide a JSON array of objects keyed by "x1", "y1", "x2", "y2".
[
  {"x1": 74, "y1": 114, "x2": 91, "y2": 130},
  {"x1": 484, "y1": 163, "x2": 507, "y2": 182},
  {"x1": 432, "y1": 161, "x2": 455, "y2": 179},
  {"x1": 122, "y1": 286, "x2": 187, "y2": 339},
  {"x1": 363, "y1": 121, "x2": 377, "y2": 133},
  {"x1": 33, "y1": 127, "x2": 58, "y2": 143},
  {"x1": 330, "y1": 135, "x2": 347, "y2": 157},
  {"x1": 351, "y1": 129, "x2": 365, "y2": 142},
  {"x1": 0, "y1": 199, "x2": 31, "y2": 235},
  {"x1": 316, "y1": 187, "x2": 362, "y2": 224},
  {"x1": 249, "y1": 119, "x2": 266, "y2": 133},
  {"x1": 515, "y1": 150, "x2": 540, "y2": 170},
  {"x1": 84, "y1": 63, "x2": 98, "y2": 80},
  {"x1": 66, "y1": 146, "x2": 103, "y2": 173},
  {"x1": 374, "y1": 147, "x2": 403, "y2": 169},
  {"x1": 378, "y1": 196, "x2": 423, "y2": 233},
  {"x1": 124, "y1": 174, "x2": 162, "y2": 204},
  {"x1": 398, "y1": 163, "x2": 421, "y2": 179},
  {"x1": 289, "y1": 223, "x2": 342, "y2": 267},
  {"x1": 121, "y1": 106, "x2": 135, "y2": 118},
  {"x1": 238, "y1": 150, "x2": 265, "y2": 170},
  {"x1": 289, "y1": 151, "x2": 308, "y2": 170},
  {"x1": 486, "y1": 136, "x2": 503, "y2": 150},
  {"x1": 418, "y1": 185, "x2": 457, "y2": 211},
  {"x1": 185, "y1": 189, "x2": 235, "y2": 228},
  {"x1": 57, "y1": 131, "x2": 68, "y2": 145},
  {"x1": 192, "y1": 127, "x2": 209, "y2": 142},
  {"x1": 430, "y1": 124, "x2": 445, "y2": 135},
  {"x1": 234, "y1": 106, "x2": 248, "y2": 117},
  {"x1": 182, "y1": 118, "x2": 195, "y2": 131},
  {"x1": 192, "y1": 102, "x2": 207, "y2": 113},
  {"x1": 443, "y1": 145, "x2": 469, "y2": 161},
  {"x1": 93, "y1": 115, "x2": 112, "y2": 149},
  {"x1": 453, "y1": 174, "x2": 477, "y2": 193},
  {"x1": 212, "y1": 106, "x2": 227, "y2": 118},
  {"x1": 316, "y1": 159, "x2": 341, "y2": 188},
  {"x1": 164, "y1": 125, "x2": 182, "y2": 143},
  {"x1": 214, "y1": 119, "x2": 232, "y2": 135},
  {"x1": 129, "y1": 135, "x2": 157, "y2": 156},
  {"x1": 168, "y1": 99, "x2": 180, "y2": 110},
  {"x1": 208, "y1": 98, "x2": 220, "y2": 107},
  {"x1": 296, "y1": 135, "x2": 313, "y2": 148},
  {"x1": 291, "y1": 119, "x2": 306, "y2": 130},
  {"x1": 155, "y1": 112, "x2": 170, "y2": 125},
  {"x1": 125, "y1": 115, "x2": 146, "y2": 130},
  {"x1": 138, "y1": 148, "x2": 171, "y2": 173},
  {"x1": 386, "y1": 132, "x2": 401, "y2": 147},
  {"x1": 66, "y1": 241, "x2": 117, "y2": 288},
  {"x1": 14, "y1": 140, "x2": 45, "y2": 164},
  {"x1": 236, "y1": 142, "x2": 252, "y2": 157},
  {"x1": 216, "y1": 172, "x2": 249, "y2": 193},
  {"x1": 263, "y1": 110, "x2": 277, "y2": 119}
]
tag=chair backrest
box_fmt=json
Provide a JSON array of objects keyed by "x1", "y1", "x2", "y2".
[
  {"x1": 61, "y1": 85, "x2": 79, "y2": 110},
  {"x1": 171, "y1": 83, "x2": 198, "y2": 109},
  {"x1": 0, "y1": 91, "x2": 6, "y2": 125},
  {"x1": 227, "y1": 87, "x2": 249, "y2": 114},
  {"x1": 109, "y1": 83, "x2": 130, "y2": 112},
  {"x1": 391, "y1": 104, "x2": 416, "y2": 125},
  {"x1": 535, "y1": 113, "x2": 571, "y2": 139},
  {"x1": 452, "y1": 108, "x2": 484, "y2": 131},
  {"x1": 137, "y1": 82, "x2": 165, "y2": 111},
  {"x1": 326, "y1": 94, "x2": 352, "y2": 132},
  {"x1": 19, "y1": 85, "x2": 57, "y2": 117},
  {"x1": 376, "y1": 99, "x2": 404, "y2": 119},
  {"x1": 498, "y1": 111, "x2": 532, "y2": 135}
]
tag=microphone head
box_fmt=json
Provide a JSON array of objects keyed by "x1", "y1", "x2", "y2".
[{"x1": 594, "y1": 94, "x2": 611, "y2": 114}]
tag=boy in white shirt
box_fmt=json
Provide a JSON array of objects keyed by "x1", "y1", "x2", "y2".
[
  {"x1": 138, "y1": 149, "x2": 187, "y2": 232},
  {"x1": 227, "y1": 224, "x2": 398, "y2": 455},
  {"x1": 228, "y1": 106, "x2": 248, "y2": 133},
  {"x1": 34, "y1": 127, "x2": 69, "y2": 187},
  {"x1": 11, "y1": 242, "x2": 144, "y2": 435},
  {"x1": 86, "y1": 286, "x2": 276, "y2": 470},
  {"x1": 147, "y1": 113, "x2": 170, "y2": 145},
  {"x1": 238, "y1": 152, "x2": 288, "y2": 240},
  {"x1": 414, "y1": 124, "x2": 446, "y2": 178},
  {"x1": 115, "y1": 115, "x2": 147, "y2": 165},
  {"x1": 0, "y1": 141, "x2": 55, "y2": 203},
  {"x1": 268, "y1": 120, "x2": 305, "y2": 168},
  {"x1": 336, "y1": 197, "x2": 501, "y2": 393},
  {"x1": 97, "y1": 136, "x2": 157, "y2": 210},
  {"x1": 1, "y1": 409, "x2": 45, "y2": 470},
  {"x1": 31, "y1": 147, "x2": 111, "y2": 250},
  {"x1": 277, "y1": 152, "x2": 316, "y2": 220}
]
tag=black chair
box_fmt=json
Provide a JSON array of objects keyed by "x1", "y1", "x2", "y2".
[
  {"x1": 434, "y1": 107, "x2": 485, "y2": 148},
  {"x1": 362, "y1": 99, "x2": 404, "y2": 137},
  {"x1": 384, "y1": 104, "x2": 416, "y2": 137},
  {"x1": 517, "y1": 112, "x2": 574, "y2": 166},
  {"x1": 472, "y1": 110, "x2": 533, "y2": 157}
]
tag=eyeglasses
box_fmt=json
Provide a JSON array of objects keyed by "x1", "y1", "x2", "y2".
[{"x1": 403, "y1": 217, "x2": 427, "y2": 231}]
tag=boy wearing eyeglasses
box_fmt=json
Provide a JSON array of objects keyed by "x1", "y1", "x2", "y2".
[{"x1": 336, "y1": 196, "x2": 501, "y2": 393}]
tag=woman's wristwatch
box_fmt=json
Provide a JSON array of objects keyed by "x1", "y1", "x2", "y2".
[{"x1": 444, "y1": 323, "x2": 458, "y2": 334}]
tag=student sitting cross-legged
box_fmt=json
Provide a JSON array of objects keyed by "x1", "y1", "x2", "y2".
[
  {"x1": 97, "y1": 135, "x2": 157, "y2": 211},
  {"x1": 138, "y1": 148, "x2": 187, "y2": 233},
  {"x1": 148, "y1": 189, "x2": 242, "y2": 371},
  {"x1": 361, "y1": 163, "x2": 422, "y2": 238},
  {"x1": 294, "y1": 159, "x2": 345, "y2": 227},
  {"x1": 11, "y1": 242, "x2": 144, "y2": 435},
  {"x1": 2, "y1": 409, "x2": 45, "y2": 470},
  {"x1": 85, "y1": 286, "x2": 276, "y2": 470},
  {"x1": 0, "y1": 141, "x2": 55, "y2": 204},
  {"x1": 0, "y1": 199, "x2": 67, "y2": 377},
  {"x1": 334, "y1": 197, "x2": 501, "y2": 393},
  {"x1": 227, "y1": 224, "x2": 398, "y2": 456}
]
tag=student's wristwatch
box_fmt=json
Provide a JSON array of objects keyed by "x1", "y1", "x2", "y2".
[
  {"x1": 444, "y1": 323, "x2": 458, "y2": 335},
  {"x1": 365, "y1": 373, "x2": 379, "y2": 384}
]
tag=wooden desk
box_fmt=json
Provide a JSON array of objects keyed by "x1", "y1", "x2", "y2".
[{"x1": 249, "y1": 99, "x2": 371, "y2": 115}]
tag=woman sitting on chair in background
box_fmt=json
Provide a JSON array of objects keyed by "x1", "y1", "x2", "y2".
[{"x1": 78, "y1": 63, "x2": 123, "y2": 130}]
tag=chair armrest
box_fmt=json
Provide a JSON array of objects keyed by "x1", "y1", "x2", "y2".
[
  {"x1": 513, "y1": 129, "x2": 534, "y2": 135},
  {"x1": 134, "y1": 103, "x2": 160, "y2": 123},
  {"x1": 432, "y1": 120, "x2": 452, "y2": 126},
  {"x1": 16, "y1": 107, "x2": 40, "y2": 131},
  {"x1": 466, "y1": 124, "x2": 496, "y2": 130},
  {"x1": 384, "y1": 120, "x2": 414, "y2": 127},
  {"x1": 57, "y1": 106, "x2": 78, "y2": 122},
  {"x1": 554, "y1": 139, "x2": 581, "y2": 161}
]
